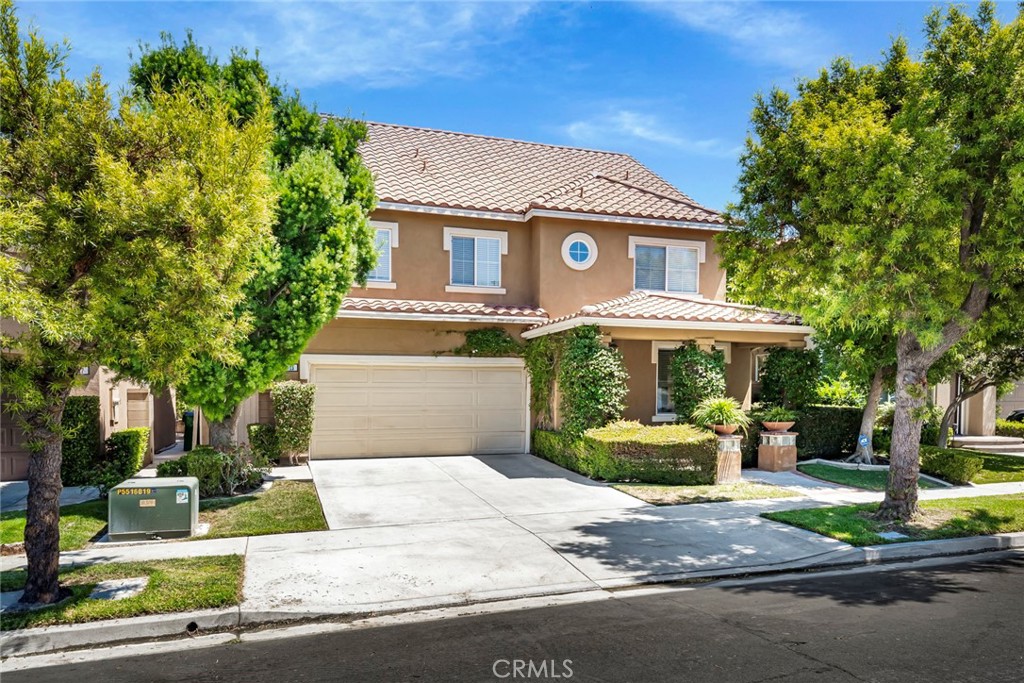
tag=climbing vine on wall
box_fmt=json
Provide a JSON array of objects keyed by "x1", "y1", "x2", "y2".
[
  {"x1": 557, "y1": 326, "x2": 629, "y2": 438},
  {"x1": 670, "y1": 342, "x2": 726, "y2": 423},
  {"x1": 451, "y1": 327, "x2": 523, "y2": 357},
  {"x1": 524, "y1": 334, "x2": 564, "y2": 429}
]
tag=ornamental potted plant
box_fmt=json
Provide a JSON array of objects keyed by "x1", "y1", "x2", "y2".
[
  {"x1": 690, "y1": 397, "x2": 752, "y2": 436},
  {"x1": 761, "y1": 405, "x2": 797, "y2": 432}
]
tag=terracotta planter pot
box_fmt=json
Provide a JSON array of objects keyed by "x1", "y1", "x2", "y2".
[
  {"x1": 762, "y1": 421, "x2": 796, "y2": 432},
  {"x1": 713, "y1": 424, "x2": 738, "y2": 435}
]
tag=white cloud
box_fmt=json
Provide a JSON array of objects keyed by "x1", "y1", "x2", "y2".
[
  {"x1": 229, "y1": 1, "x2": 536, "y2": 88},
  {"x1": 641, "y1": 0, "x2": 832, "y2": 72},
  {"x1": 565, "y1": 109, "x2": 740, "y2": 158}
]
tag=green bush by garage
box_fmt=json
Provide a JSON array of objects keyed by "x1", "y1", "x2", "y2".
[{"x1": 533, "y1": 421, "x2": 721, "y2": 485}]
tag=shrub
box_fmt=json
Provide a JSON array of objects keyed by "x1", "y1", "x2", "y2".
[
  {"x1": 919, "y1": 446, "x2": 984, "y2": 485},
  {"x1": 762, "y1": 405, "x2": 798, "y2": 422},
  {"x1": 156, "y1": 445, "x2": 265, "y2": 497},
  {"x1": 60, "y1": 396, "x2": 102, "y2": 486},
  {"x1": 271, "y1": 381, "x2": 317, "y2": 459},
  {"x1": 104, "y1": 427, "x2": 149, "y2": 480},
  {"x1": 534, "y1": 421, "x2": 720, "y2": 485},
  {"x1": 743, "y1": 404, "x2": 862, "y2": 463},
  {"x1": 793, "y1": 405, "x2": 862, "y2": 458},
  {"x1": 247, "y1": 423, "x2": 280, "y2": 464},
  {"x1": 524, "y1": 335, "x2": 563, "y2": 429},
  {"x1": 452, "y1": 327, "x2": 522, "y2": 357},
  {"x1": 669, "y1": 343, "x2": 726, "y2": 422},
  {"x1": 996, "y1": 418, "x2": 1024, "y2": 439},
  {"x1": 759, "y1": 347, "x2": 821, "y2": 409},
  {"x1": 558, "y1": 326, "x2": 629, "y2": 437},
  {"x1": 815, "y1": 373, "x2": 866, "y2": 407}
]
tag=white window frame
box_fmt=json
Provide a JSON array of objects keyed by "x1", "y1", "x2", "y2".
[
  {"x1": 650, "y1": 341, "x2": 732, "y2": 422},
  {"x1": 753, "y1": 350, "x2": 770, "y2": 383},
  {"x1": 443, "y1": 226, "x2": 508, "y2": 294},
  {"x1": 561, "y1": 232, "x2": 598, "y2": 270},
  {"x1": 628, "y1": 236, "x2": 705, "y2": 295},
  {"x1": 364, "y1": 220, "x2": 398, "y2": 289}
]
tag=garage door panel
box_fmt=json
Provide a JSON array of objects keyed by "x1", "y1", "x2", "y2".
[
  {"x1": 476, "y1": 369, "x2": 524, "y2": 385},
  {"x1": 309, "y1": 359, "x2": 527, "y2": 459},
  {"x1": 315, "y1": 367, "x2": 370, "y2": 383}
]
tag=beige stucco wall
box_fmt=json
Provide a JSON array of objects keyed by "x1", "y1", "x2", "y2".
[
  {"x1": 531, "y1": 216, "x2": 727, "y2": 318},
  {"x1": 305, "y1": 318, "x2": 531, "y2": 356},
  {"x1": 998, "y1": 382, "x2": 1024, "y2": 418},
  {"x1": 347, "y1": 209, "x2": 536, "y2": 306},
  {"x1": 348, "y1": 209, "x2": 727, "y2": 318}
]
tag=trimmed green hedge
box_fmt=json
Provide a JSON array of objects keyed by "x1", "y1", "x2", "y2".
[
  {"x1": 61, "y1": 396, "x2": 102, "y2": 486},
  {"x1": 919, "y1": 446, "x2": 985, "y2": 485},
  {"x1": 156, "y1": 445, "x2": 265, "y2": 497},
  {"x1": 271, "y1": 381, "x2": 316, "y2": 459},
  {"x1": 741, "y1": 405, "x2": 862, "y2": 464},
  {"x1": 247, "y1": 423, "x2": 281, "y2": 464},
  {"x1": 105, "y1": 428, "x2": 149, "y2": 480},
  {"x1": 996, "y1": 419, "x2": 1024, "y2": 439},
  {"x1": 533, "y1": 421, "x2": 720, "y2": 485}
]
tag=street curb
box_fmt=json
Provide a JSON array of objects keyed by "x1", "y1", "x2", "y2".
[{"x1": 3, "y1": 532, "x2": 1024, "y2": 659}]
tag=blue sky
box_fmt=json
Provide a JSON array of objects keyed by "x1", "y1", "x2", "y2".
[{"x1": 18, "y1": 1, "x2": 1009, "y2": 211}]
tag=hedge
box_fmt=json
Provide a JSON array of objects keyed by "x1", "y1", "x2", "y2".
[
  {"x1": 919, "y1": 446, "x2": 984, "y2": 485},
  {"x1": 247, "y1": 423, "x2": 281, "y2": 464},
  {"x1": 741, "y1": 405, "x2": 862, "y2": 464},
  {"x1": 271, "y1": 381, "x2": 316, "y2": 459},
  {"x1": 995, "y1": 419, "x2": 1024, "y2": 439},
  {"x1": 533, "y1": 421, "x2": 720, "y2": 485},
  {"x1": 104, "y1": 427, "x2": 149, "y2": 481},
  {"x1": 60, "y1": 396, "x2": 102, "y2": 486},
  {"x1": 156, "y1": 445, "x2": 265, "y2": 497}
]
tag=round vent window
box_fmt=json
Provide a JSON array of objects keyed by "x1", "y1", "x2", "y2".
[{"x1": 561, "y1": 232, "x2": 598, "y2": 270}]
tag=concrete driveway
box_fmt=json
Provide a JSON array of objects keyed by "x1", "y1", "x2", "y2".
[{"x1": 238, "y1": 455, "x2": 852, "y2": 619}]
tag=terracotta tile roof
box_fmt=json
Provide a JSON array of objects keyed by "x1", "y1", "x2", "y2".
[
  {"x1": 529, "y1": 291, "x2": 803, "y2": 331},
  {"x1": 339, "y1": 297, "x2": 548, "y2": 321},
  {"x1": 352, "y1": 121, "x2": 725, "y2": 226}
]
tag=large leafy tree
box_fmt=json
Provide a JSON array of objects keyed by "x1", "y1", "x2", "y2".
[
  {"x1": 718, "y1": 3, "x2": 1024, "y2": 520},
  {"x1": 129, "y1": 35, "x2": 376, "y2": 447},
  {"x1": 0, "y1": 2, "x2": 276, "y2": 603}
]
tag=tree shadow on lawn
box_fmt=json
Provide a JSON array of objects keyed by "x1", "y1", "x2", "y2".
[{"x1": 719, "y1": 554, "x2": 1024, "y2": 608}]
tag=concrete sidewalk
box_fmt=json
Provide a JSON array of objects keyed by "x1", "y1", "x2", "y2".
[{"x1": 0, "y1": 483, "x2": 99, "y2": 512}]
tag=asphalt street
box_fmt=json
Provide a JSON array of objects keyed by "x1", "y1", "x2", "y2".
[{"x1": 7, "y1": 553, "x2": 1024, "y2": 683}]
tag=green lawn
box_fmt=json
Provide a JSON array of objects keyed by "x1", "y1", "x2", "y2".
[
  {"x1": 968, "y1": 451, "x2": 1024, "y2": 484},
  {"x1": 199, "y1": 480, "x2": 326, "y2": 539},
  {"x1": 614, "y1": 482, "x2": 800, "y2": 506},
  {"x1": 0, "y1": 555, "x2": 243, "y2": 631},
  {"x1": 1, "y1": 481, "x2": 326, "y2": 552},
  {"x1": 797, "y1": 463, "x2": 945, "y2": 491},
  {"x1": 763, "y1": 493, "x2": 1024, "y2": 546},
  {"x1": 1, "y1": 500, "x2": 107, "y2": 552}
]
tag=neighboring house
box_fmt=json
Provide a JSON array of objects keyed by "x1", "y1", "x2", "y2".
[
  {"x1": 997, "y1": 382, "x2": 1024, "y2": 419},
  {"x1": 295, "y1": 122, "x2": 814, "y2": 459},
  {"x1": 0, "y1": 365, "x2": 176, "y2": 481}
]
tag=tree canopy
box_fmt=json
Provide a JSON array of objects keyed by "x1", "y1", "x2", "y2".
[
  {"x1": 718, "y1": 2, "x2": 1024, "y2": 518},
  {"x1": 0, "y1": 0, "x2": 277, "y2": 602},
  {"x1": 128, "y1": 35, "x2": 377, "y2": 440}
]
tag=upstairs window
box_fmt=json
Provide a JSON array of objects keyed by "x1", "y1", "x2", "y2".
[
  {"x1": 366, "y1": 228, "x2": 393, "y2": 282},
  {"x1": 629, "y1": 237, "x2": 705, "y2": 294},
  {"x1": 444, "y1": 227, "x2": 508, "y2": 293}
]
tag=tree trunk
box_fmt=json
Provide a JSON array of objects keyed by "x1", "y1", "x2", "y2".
[
  {"x1": 878, "y1": 342, "x2": 929, "y2": 521},
  {"x1": 846, "y1": 366, "x2": 886, "y2": 465},
  {"x1": 20, "y1": 387, "x2": 71, "y2": 605},
  {"x1": 207, "y1": 404, "x2": 241, "y2": 451}
]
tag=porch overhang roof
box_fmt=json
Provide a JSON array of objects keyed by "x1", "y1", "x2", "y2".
[
  {"x1": 521, "y1": 291, "x2": 812, "y2": 339},
  {"x1": 338, "y1": 297, "x2": 548, "y2": 325}
]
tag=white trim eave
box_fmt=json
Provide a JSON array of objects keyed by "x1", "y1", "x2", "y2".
[
  {"x1": 299, "y1": 353, "x2": 526, "y2": 380},
  {"x1": 336, "y1": 309, "x2": 544, "y2": 325},
  {"x1": 374, "y1": 201, "x2": 726, "y2": 232},
  {"x1": 520, "y1": 316, "x2": 814, "y2": 339}
]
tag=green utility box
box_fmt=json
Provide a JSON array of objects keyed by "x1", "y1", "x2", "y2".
[{"x1": 108, "y1": 477, "x2": 199, "y2": 541}]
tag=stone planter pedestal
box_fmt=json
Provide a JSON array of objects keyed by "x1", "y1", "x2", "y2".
[
  {"x1": 758, "y1": 431, "x2": 798, "y2": 472},
  {"x1": 716, "y1": 435, "x2": 742, "y2": 483}
]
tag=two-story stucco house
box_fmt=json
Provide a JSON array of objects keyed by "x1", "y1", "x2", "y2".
[{"x1": 297, "y1": 122, "x2": 814, "y2": 459}]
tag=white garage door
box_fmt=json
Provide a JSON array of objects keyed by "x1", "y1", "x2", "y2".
[{"x1": 306, "y1": 356, "x2": 529, "y2": 459}]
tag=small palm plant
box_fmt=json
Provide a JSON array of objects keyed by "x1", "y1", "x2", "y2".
[{"x1": 690, "y1": 397, "x2": 753, "y2": 435}]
